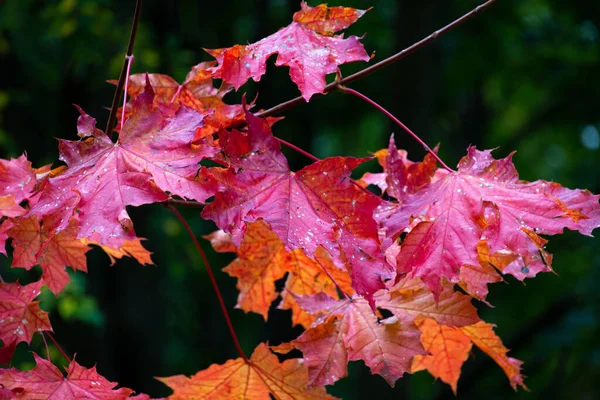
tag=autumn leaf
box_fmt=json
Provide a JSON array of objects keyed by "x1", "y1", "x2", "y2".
[
  {"x1": 203, "y1": 108, "x2": 392, "y2": 306},
  {"x1": 9, "y1": 217, "x2": 89, "y2": 294},
  {"x1": 212, "y1": 221, "x2": 352, "y2": 327},
  {"x1": 206, "y1": 2, "x2": 370, "y2": 101},
  {"x1": 377, "y1": 146, "x2": 600, "y2": 298},
  {"x1": 159, "y1": 342, "x2": 337, "y2": 399},
  {"x1": 412, "y1": 318, "x2": 527, "y2": 392},
  {"x1": 293, "y1": 294, "x2": 425, "y2": 387},
  {"x1": 0, "y1": 280, "x2": 51, "y2": 349},
  {"x1": 411, "y1": 317, "x2": 472, "y2": 394},
  {"x1": 29, "y1": 80, "x2": 218, "y2": 247},
  {"x1": 0, "y1": 353, "x2": 134, "y2": 399},
  {"x1": 222, "y1": 220, "x2": 288, "y2": 320},
  {"x1": 0, "y1": 155, "x2": 37, "y2": 205}
]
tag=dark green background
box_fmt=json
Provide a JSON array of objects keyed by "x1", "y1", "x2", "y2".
[{"x1": 1, "y1": 0, "x2": 599, "y2": 398}]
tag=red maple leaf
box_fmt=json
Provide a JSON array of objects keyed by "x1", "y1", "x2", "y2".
[
  {"x1": 0, "y1": 280, "x2": 51, "y2": 349},
  {"x1": 29, "y1": 81, "x2": 218, "y2": 247},
  {"x1": 8, "y1": 217, "x2": 89, "y2": 294},
  {"x1": 376, "y1": 146, "x2": 600, "y2": 298},
  {"x1": 0, "y1": 353, "x2": 134, "y2": 399},
  {"x1": 208, "y1": 220, "x2": 353, "y2": 327},
  {"x1": 202, "y1": 108, "x2": 392, "y2": 305},
  {"x1": 292, "y1": 293, "x2": 426, "y2": 387},
  {"x1": 206, "y1": 2, "x2": 370, "y2": 101},
  {"x1": 0, "y1": 155, "x2": 37, "y2": 205},
  {"x1": 159, "y1": 342, "x2": 336, "y2": 399}
]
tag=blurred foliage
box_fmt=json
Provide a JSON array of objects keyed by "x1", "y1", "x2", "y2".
[{"x1": 1, "y1": 0, "x2": 599, "y2": 398}]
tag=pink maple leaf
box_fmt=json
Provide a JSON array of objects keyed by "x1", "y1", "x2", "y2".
[
  {"x1": 0, "y1": 280, "x2": 51, "y2": 349},
  {"x1": 377, "y1": 145, "x2": 600, "y2": 298},
  {"x1": 29, "y1": 80, "x2": 218, "y2": 247},
  {"x1": 0, "y1": 353, "x2": 133, "y2": 399},
  {"x1": 206, "y1": 2, "x2": 370, "y2": 101}
]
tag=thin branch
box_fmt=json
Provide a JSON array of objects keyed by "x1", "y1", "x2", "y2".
[
  {"x1": 40, "y1": 332, "x2": 51, "y2": 361},
  {"x1": 167, "y1": 205, "x2": 249, "y2": 362},
  {"x1": 340, "y1": 86, "x2": 454, "y2": 172},
  {"x1": 105, "y1": 0, "x2": 143, "y2": 136},
  {"x1": 163, "y1": 199, "x2": 204, "y2": 209},
  {"x1": 46, "y1": 332, "x2": 71, "y2": 364},
  {"x1": 275, "y1": 137, "x2": 320, "y2": 162},
  {"x1": 256, "y1": 0, "x2": 498, "y2": 119},
  {"x1": 120, "y1": 55, "x2": 135, "y2": 132}
]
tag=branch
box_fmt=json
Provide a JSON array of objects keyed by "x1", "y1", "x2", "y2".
[
  {"x1": 105, "y1": 0, "x2": 143, "y2": 136},
  {"x1": 167, "y1": 205, "x2": 249, "y2": 362},
  {"x1": 256, "y1": 0, "x2": 497, "y2": 119},
  {"x1": 340, "y1": 86, "x2": 454, "y2": 172}
]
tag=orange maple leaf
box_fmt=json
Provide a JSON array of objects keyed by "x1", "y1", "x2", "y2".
[
  {"x1": 412, "y1": 318, "x2": 527, "y2": 393},
  {"x1": 9, "y1": 217, "x2": 89, "y2": 294},
  {"x1": 209, "y1": 221, "x2": 352, "y2": 326},
  {"x1": 159, "y1": 342, "x2": 337, "y2": 399}
]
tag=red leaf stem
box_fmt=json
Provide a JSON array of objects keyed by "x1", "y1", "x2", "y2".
[
  {"x1": 167, "y1": 205, "x2": 249, "y2": 362},
  {"x1": 340, "y1": 86, "x2": 454, "y2": 172}
]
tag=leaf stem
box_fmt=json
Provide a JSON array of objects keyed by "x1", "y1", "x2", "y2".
[
  {"x1": 167, "y1": 205, "x2": 249, "y2": 362},
  {"x1": 340, "y1": 86, "x2": 454, "y2": 172},
  {"x1": 119, "y1": 55, "x2": 135, "y2": 133},
  {"x1": 256, "y1": 0, "x2": 497, "y2": 119},
  {"x1": 105, "y1": 0, "x2": 143, "y2": 136},
  {"x1": 40, "y1": 332, "x2": 51, "y2": 361},
  {"x1": 275, "y1": 137, "x2": 320, "y2": 162},
  {"x1": 45, "y1": 332, "x2": 71, "y2": 364}
]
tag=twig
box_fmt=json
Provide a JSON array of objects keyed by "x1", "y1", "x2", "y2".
[
  {"x1": 46, "y1": 332, "x2": 71, "y2": 364},
  {"x1": 167, "y1": 205, "x2": 249, "y2": 362},
  {"x1": 256, "y1": 0, "x2": 498, "y2": 119},
  {"x1": 340, "y1": 86, "x2": 454, "y2": 172},
  {"x1": 275, "y1": 137, "x2": 320, "y2": 162},
  {"x1": 120, "y1": 55, "x2": 135, "y2": 132},
  {"x1": 105, "y1": 0, "x2": 143, "y2": 136}
]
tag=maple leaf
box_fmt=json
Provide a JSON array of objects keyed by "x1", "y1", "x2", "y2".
[
  {"x1": 376, "y1": 146, "x2": 600, "y2": 298},
  {"x1": 410, "y1": 317, "x2": 472, "y2": 394},
  {"x1": 29, "y1": 80, "x2": 218, "y2": 247},
  {"x1": 0, "y1": 155, "x2": 37, "y2": 205},
  {"x1": 0, "y1": 353, "x2": 134, "y2": 399},
  {"x1": 0, "y1": 280, "x2": 51, "y2": 349},
  {"x1": 206, "y1": 2, "x2": 370, "y2": 101},
  {"x1": 159, "y1": 342, "x2": 336, "y2": 399},
  {"x1": 8, "y1": 217, "x2": 89, "y2": 294},
  {"x1": 211, "y1": 220, "x2": 352, "y2": 327},
  {"x1": 222, "y1": 220, "x2": 288, "y2": 320},
  {"x1": 202, "y1": 108, "x2": 392, "y2": 306},
  {"x1": 293, "y1": 294, "x2": 425, "y2": 387},
  {"x1": 412, "y1": 318, "x2": 527, "y2": 392}
]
